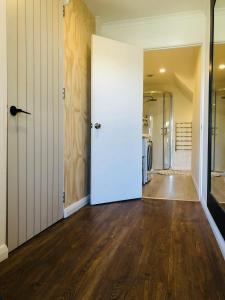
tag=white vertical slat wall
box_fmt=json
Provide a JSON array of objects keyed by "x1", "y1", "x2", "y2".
[
  {"x1": 7, "y1": 0, "x2": 64, "y2": 252},
  {"x1": 0, "y1": 0, "x2": 8, "y2": 259},
  {"x1": 7, "y1": 0, "x2": 19, "y2": 251},
  {"x1": 34, "y1": 0, "x2": 42, "y2": 235},
  {"x1": 40, "y1": 0, "x2": 48, "y2": 232},
  {"x1": 58, "y1": 0, "x2": 64, "y2": 220},
  {"x1": 17, "y1": 0, "x2": 27, "y2": 245},
  {"x1": 26, "y1": 0, "x2": 35, "y2": 240}
]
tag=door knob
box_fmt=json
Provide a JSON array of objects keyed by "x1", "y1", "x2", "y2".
[
  {"x1": 94, "y1": 123, "x2": 101, "y2": 129},
  {"x1": 10, "y1": 106, "x2": 31, "y2": 116}
]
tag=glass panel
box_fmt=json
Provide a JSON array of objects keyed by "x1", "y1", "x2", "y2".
[
  {"x1": 163, "y1": 94, "x2": 172, "y2": 169},
  {"x1": 143, "y1": 95, "x2": 163, "y2": 169},
  {"x1": 210, "y1": 0, "x2": 225, "y2": 212}
]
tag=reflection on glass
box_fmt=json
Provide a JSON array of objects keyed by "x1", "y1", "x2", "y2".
[
  {"x1": 143, "y1": 92, "x2": 172, "y2": 170},
  {"x1": 163, "y1": 93, "x2": 172, "y2": 169},
  {"x1": 211, "y1": 0, "x2": 225, "y2": 211}
]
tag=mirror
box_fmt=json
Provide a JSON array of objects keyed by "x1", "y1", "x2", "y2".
[{"x1": 208, "y1": 0, "x2": 225, "y2": 238}]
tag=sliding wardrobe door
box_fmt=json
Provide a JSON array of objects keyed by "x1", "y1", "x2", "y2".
[
  {"x1": 7, "y1": 0, "x2": 64, "y2": 251},
  {"x1": 207, "y1": 0, "x2": 225, "y2": 239}
]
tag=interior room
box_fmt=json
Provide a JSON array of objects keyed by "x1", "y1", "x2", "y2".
[
  {"x1": 142, "y1": 46, "x2": 200, "y2": 201},
  {"x1": 0, "y1": 0, "x2": 225, "y2": 299}
]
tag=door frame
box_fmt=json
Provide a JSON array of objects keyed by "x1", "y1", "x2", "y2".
[
  {"x1": 0, "y1": 0, "x2": 8, "y2": 262},
  {"x1": 143, "y1": 44, "x2": 203, "y2": 177}
]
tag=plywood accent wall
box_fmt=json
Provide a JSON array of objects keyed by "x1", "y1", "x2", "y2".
[{"x1": 64, "y1": 0, "x2": 95, "y2": 207}]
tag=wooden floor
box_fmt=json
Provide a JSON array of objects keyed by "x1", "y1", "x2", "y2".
[
  {"x1": 143, "y1": 174, "x2": 199, "y2": 201},
  {"x1": 0, "y1": 200, "x2": 225, "y2": 300}
]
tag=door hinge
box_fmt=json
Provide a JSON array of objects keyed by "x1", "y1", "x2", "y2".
[
  {"x1": 63, "y1": 5, "x2": 66, "y2": 17},
  {"x1": 63, "y1": 192, "x2": 65, "y2": 203},
  {"x1": 62, "y1": 88, "x2": 65, "y2": 100}
]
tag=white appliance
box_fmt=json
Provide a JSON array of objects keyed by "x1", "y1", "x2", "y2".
[{"x1": 142, "y1": 137, "x2": 152, "y2": 184}]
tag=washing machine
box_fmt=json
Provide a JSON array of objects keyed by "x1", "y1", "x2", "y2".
[{"x1": 142, "y1": 137, "x2": 153, "y2": 184}]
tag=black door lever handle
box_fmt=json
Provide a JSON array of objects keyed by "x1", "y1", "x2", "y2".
[{"x1": 10, "y1": 106, "x2": 31, "y2": 116}]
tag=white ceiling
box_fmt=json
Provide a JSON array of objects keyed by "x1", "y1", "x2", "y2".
[
  {"x1": 83, "y1": 0, "x2": 206, "y2": 22},
  {"x1": 144, "y1": 46, "x2": 200, "y2": 87}
]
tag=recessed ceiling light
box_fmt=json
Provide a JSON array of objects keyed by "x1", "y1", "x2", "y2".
[
  {"x1": 219, "y1": 64, "x2": 225, "y2": 70},
  {"x1": 159, "y1": 68, "x2": 166, "y2": 73}
]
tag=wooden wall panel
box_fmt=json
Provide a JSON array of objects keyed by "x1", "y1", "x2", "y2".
[{"x1": 64, "y1": 0, "x2": 95, "y2": 207}]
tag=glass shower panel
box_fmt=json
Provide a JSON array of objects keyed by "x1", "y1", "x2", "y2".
[
  {"x1": 163, "y1": 93, "x2": 172, "y2": 169},
  {"x1": 145, "y1": 95, "x2": 164, "y2": 170}
]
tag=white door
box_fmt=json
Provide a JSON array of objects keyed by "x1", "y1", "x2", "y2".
[
  {"x1": 7, "y1": 0, "x2": 64, "y2": 251},
  {"x1": 91, "y1": 35, "x2": 143, "y2": 205}
]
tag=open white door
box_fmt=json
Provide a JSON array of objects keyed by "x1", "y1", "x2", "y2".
[{"x1": 91, "y1": 35, "x2": 143, "y2": 205}]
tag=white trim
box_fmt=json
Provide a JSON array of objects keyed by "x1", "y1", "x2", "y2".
[
  {"x1": 100, "y1": 10, "x2": 204, "y2": 27},
  {"x1": 64, "y1": 195, "x2": 90, "y2": 218},
  {"x1": 143, "y1": 43, "x2": 202, "y2": 52},
  {"x1": 98, "y1": 11, "x2": 205, "y2": 51},
  {"x1": 0, "y1": 244, "x2": 8, "y2": 263},
  {"x1": 0, "y1": 0, "x2": 8, "y2": 263},
  {"x1": 201, "y1": 201, "x2": 225, "y2": 260}
]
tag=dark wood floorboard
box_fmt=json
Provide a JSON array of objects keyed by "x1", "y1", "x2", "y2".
[{"x1": 0, "y1": 200, "x2": 225, "y2": 300}]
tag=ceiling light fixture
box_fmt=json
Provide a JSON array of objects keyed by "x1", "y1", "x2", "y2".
[
  {"x1": 219, "y1": 64, "x2": 225, "y2": 70},
  {"x1": 159, "y1": 68, "x2": 166, "y2": 73}
]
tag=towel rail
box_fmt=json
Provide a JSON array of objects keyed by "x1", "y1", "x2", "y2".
[{"x1": 175, "y1": 122, "x2": 192, "y2": 151}]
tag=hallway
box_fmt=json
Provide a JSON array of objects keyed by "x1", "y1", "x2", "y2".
[{"x1": 0, "y1": 200, "x2": 224, "y2": 299}]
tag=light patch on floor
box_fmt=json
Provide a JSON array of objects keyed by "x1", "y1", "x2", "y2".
[
  {"x1": 143, "y1": 173, "x2": 199, "y2": 202},
  {"x1": 151, "y1": 169, "x2": 191, "y2": 176}
]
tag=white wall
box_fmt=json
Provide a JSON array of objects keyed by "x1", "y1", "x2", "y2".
[
  {"x1": 215, "y1": 8, "x2": 225, "y2": 42},
  {"x1": 172, "y1": 86, "x2": 193, "y2": 171},
  {"x1": 97, "y1": 11, "x2": 205, "y2": 49},
  {"x1": 192, "y1": 48, "x2": 202, "y2": 194},
  {"x1": 0, "y1": 0, "x2": 8, "y2": 262}
]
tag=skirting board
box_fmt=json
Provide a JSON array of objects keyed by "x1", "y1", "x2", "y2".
[
  {"x1": 64, "y1": 195, "x2": 90, "y2": 218},
  {"x1": 0, "y1": 244, "x2": 8, "y2": 263}
]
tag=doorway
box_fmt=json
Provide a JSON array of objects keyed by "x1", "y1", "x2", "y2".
[{"x1": 142, "y1": 46, "x2": 201, "y2": 201}]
